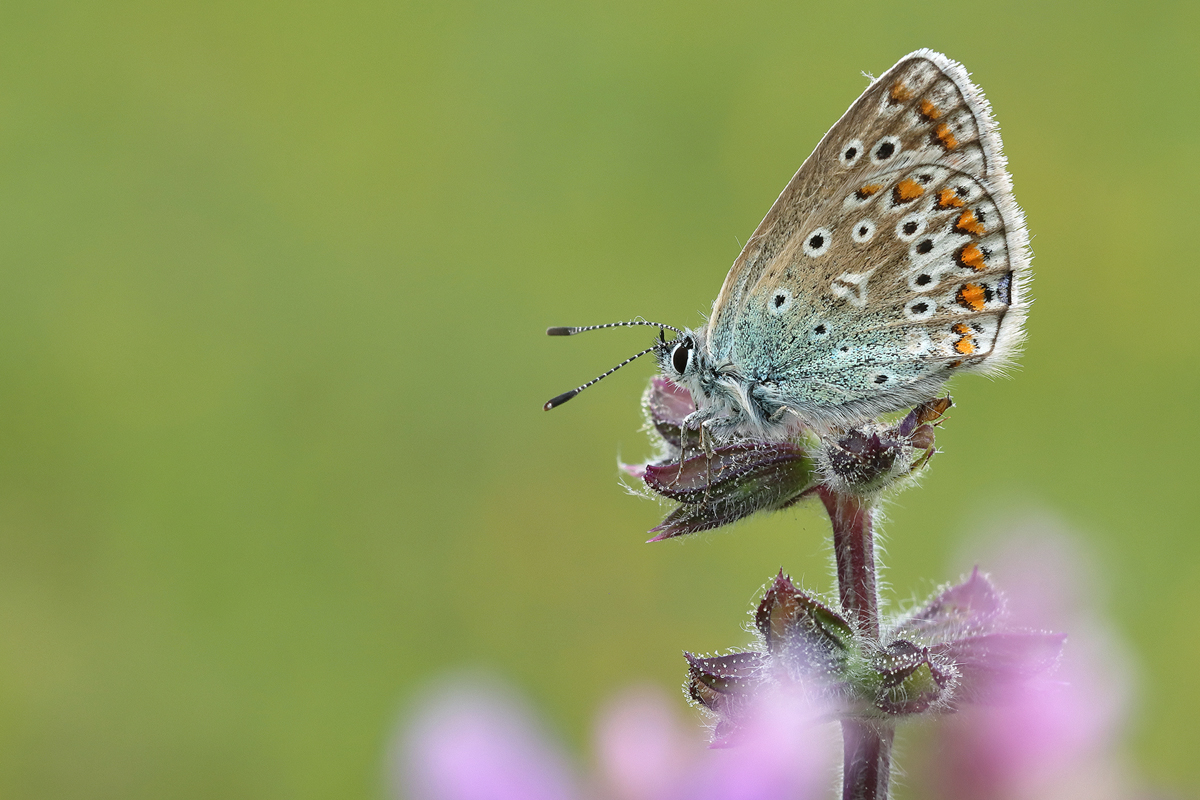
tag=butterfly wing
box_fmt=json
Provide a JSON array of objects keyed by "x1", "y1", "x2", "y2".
[{"x1": 706, "y1": 50, "x2": 1030, "y2": 428}]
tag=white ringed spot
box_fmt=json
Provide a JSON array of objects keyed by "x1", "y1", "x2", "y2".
[
  {"x1": 908, "y1": 269, "x2": 941, "y2": 293},
  {"x1": 769, "y1": 288, "x2": 793, "y2": 315},
  {"x1": 851, "y1": 219, "x2": 876, "y2": 243},
  {"x1": 839, "y1": 139, "x2": 865, "y2": 168},
  {"x1": 803, "y1": 228, "x2": 832, "y2": 257},
  {"x1": 904, "y1": 297, "x2": 936, "y2": 320},
  {"x1": 871, "y1": 136, "x2": 901, "y2": 163},
  {"x1": 896, "y1": 213, "x2": 926, "y2": 242}
]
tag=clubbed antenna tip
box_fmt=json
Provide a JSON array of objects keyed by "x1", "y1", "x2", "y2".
[{"x1": 543, "y1": 390, "x2": 579, "y2": 411}]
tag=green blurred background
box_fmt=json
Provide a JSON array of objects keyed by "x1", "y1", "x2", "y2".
[{"x1": 0, "y1": 0, "x2": 1195, "y2": 797}]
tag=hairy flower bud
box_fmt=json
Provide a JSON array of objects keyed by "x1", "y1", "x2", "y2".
[
  {"x1": 684, "y1": 568, "x2": 1066, "y2": 743},
  {"x1": 818, "y1": 397, "x2": 952, "y2": 496},
  {"x1": 644, "y1": 444, "x2": 818, "y2": 540},
  {"x1": 756, "y1": 570, "x2": 854, "y2": 678},
  {"x1": 628, "y1": 380, "x2": 952, "y2": 537},
  {"x1": 871, "y1": 640, "x2": 954, "y2": 715},
  {"x1": 626, "y1": 378, "x2": 819, "y2": 539}
]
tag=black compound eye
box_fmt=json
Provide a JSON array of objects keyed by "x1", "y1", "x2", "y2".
[{"x1": 671, "y1": 341, "x2": 692, "y2": 374}]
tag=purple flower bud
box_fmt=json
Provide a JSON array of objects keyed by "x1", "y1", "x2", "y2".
[
  {"x1": 631, "y1": 379, "x2": 820, "y2": 538},
  {"x1": 892, "y1": 567, "x2": 1004, "y2": 643},
  {"x1": 629, "y1": 380, "x2": 952, "y2": 536},
  {"x1": 818, "y1": 397, "x2": 952, "y2": 496},
  {"x1": 684, "y1": 652, "x2": 766, "y2": 706},
  {"x1": 755, "y1": 571, "x2": 853, "y2": 676},
  {"x1": 872, "y1": 639, "x2": 954, "y2": 715},
  {"x1": 643, "y1": 377, "x2": 698, "y2": 454},
  {"x1": 821, "y1": 429, "x2": 898, "y2": 487},
  {"x1": 644, "y1": 444, "x2": 817, "y2": 540},
  {"x1": 684, "y1": 562, "x2": 1070, "y2": 745},
  {"x1": 682, "y1": 651, "x2": 769, "y2": 746},
  {"x1": 889, "y1": 567, "x2": 1066, "y2": 706}
]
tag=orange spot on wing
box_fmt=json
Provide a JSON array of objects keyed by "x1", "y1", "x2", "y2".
[
  {"x1": 856, "y1": 184, "x2": 883, "y2": 200},
  {"x1": 893, "y1": 178, "x2": 924, "y2": 204},
  {"x1": 956, "y1": 243, "x2": 987, "y2": 271},
  {"x1": 919, "y1": 99, "x2": 941, "y2": 120},
  {"x1": 890, "y1": 82, "x2": 912, "y2": 103},
  {"x1": 951, "y1": 323, "x2": 976, "y2": 355},
  {"x1": 956, "y1": 283, "x2": 987, "y2": 312},
  {"x1": 937, "y1": 187, "x2": 966, "y2": 209},
  {"x1": 933, "y1": 122, "x2": 958, "y2": 150},
  {"x1": 955, "y1": 210, "x2": 986, "y2": 236}
]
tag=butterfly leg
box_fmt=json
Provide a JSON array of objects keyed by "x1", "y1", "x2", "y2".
[
  {"x1": 673, "y1": 407, "x2": 718, "y2": 489},
  {"x1": 680, "y1": 407, "x2": 718, "y2": 446},
  {"x1": 672, "y1": 424, "x2": 694, "y2": 487},
  {"x1": 698, "y1": 419, "x2": 723, "y2": 503}
]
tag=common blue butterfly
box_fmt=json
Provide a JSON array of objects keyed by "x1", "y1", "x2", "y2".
[{"x1": 547, "y1": 50, "x2": 1029, "y2": 441}]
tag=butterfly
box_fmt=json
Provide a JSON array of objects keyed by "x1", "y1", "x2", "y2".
[{"x1": 546, "y1": 49, "x2": 1030, "y2": 441}]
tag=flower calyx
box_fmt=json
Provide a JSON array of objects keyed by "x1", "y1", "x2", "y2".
[
  {"x1": 684, "y1": 568, "x2": 1068, "y2": 743},
  {"x1": 628, "y1": 379, "x2": 954, "y2": 537},
  {"x1": 818, "y1": 397, "x2": 952, "y2": 496},
  {"x1": 627, "y1": 379, "x2": 819, "y2": 540}
]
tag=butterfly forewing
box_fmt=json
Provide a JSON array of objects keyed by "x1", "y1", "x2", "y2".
[{"x1": 706, "y1": 50, "x2": 1029, "y2": 427}]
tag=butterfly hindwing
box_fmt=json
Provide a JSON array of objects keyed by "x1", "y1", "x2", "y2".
[{"x1": 706, "y1": 50, "x2": 1029, "y2": 427}]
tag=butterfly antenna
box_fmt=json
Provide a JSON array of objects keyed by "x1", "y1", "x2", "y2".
[
  {"x1": 543, "y1": 321, "x2": 682, "y2": 411},
  {"x1": 543, "y1": 345, "x2": 658, "y2": 411},
  {"x1": 546, "y1": 320, "x2": 683, "y2": 336}
]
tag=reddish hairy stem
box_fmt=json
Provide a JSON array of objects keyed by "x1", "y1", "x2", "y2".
[
  {"x1": 818, "y1": 487, "x2": 880, "y2": 639},
  {"x1": 840, "y1": 721, "x2": 894, "y2": 800},
  {"x1": 817, "y1": 486, "x2": 890, "y2": 800}
]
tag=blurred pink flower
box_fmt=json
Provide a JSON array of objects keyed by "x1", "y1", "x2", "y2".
[
  {"x1": 393, "y1": 678, "x2": 838, "y2": 800},
  {"x1": 397, "y1": 680, "x2": 582, "y2": 800},
  {"x1": 909, "y1": 515, "x2": 1139, "y2": 800},
  {"x1": 393, "y1": 518, "x2": 1146, "y2": 800}
]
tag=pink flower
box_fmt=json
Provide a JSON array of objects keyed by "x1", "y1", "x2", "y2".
[
  {"x1": 396, "y1": 679, "x2": 581, "y2": 800},
  {"x1": 907, "y1": 516, "x2": 1138, "y2": 800},
  {"x1": 393, "y1": 678, "x2": 837, "y2": 800}
]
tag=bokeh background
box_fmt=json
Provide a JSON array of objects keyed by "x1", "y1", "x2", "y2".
[{"x1": 0, "y1": 1, "x2": 1195, "y2": 798}]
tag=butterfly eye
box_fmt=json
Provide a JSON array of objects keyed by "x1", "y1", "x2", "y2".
[{"x1": 671, "y1": 340, "x2": 693, "y2": 374}]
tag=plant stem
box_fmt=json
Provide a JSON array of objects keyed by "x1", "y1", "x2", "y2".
[
  {"x1": 818, "y1": 487, "x2": 880, "y2": 639},
  {"x1": 817, "y1": 486, "x2": 891, "y2": 800},
  {"x1": 840, "y1": 721, "x2": 894, "y2": 800}
]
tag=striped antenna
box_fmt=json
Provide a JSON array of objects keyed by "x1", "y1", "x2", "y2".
[
  {"x1": 546, "y1": 320, "x2": 684, "y2": 336},
  {"x1": 543, "y1": 321, "x2": 680, "y2": 411},
  {"x1": 543, "y1": 346, "x2": 658, "y2": 410}
]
